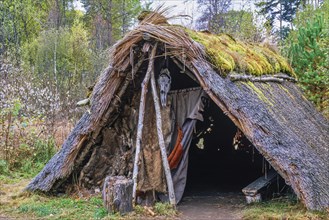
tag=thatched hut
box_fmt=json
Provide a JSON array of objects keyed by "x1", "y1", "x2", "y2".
[{"x1": 26, "y1": 11, "x2": 329, "y2": 211}]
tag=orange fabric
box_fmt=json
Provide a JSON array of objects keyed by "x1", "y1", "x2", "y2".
[
  {"x1": 169, "y1": 144, "x2": 183, "y2": 169},
  {"x1": 168, "y1": 127, "x2": 183, "y2": 162},
  {"x1": 168, "y1": 128, "x2": 184, "y2": 169}
]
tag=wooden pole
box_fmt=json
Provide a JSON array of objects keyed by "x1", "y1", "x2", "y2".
[
  {"x1": 227, "y1": 73, "x2": 296, "y2": 83},
  {"x1": 132, "y1": 43, "x2": 158, "y2": 203},
  {"x1": 150, "y1": 63, "x2": 176, "y2": 206}
]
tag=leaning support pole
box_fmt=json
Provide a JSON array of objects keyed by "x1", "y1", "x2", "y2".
[
  {"x1": 132, "y1": 43, "x2": 158, "y2": 203},
  {"x1": 150, "y1": 63, "x2": 176, "y2": 206}
]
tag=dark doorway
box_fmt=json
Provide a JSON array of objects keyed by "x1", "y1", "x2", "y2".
[
  {"x1": 159, "y1": 59, "x2": 279, "y2": 198},
  {"x1": 184, "y1": 100, "x2": 265, "y2": 196}
]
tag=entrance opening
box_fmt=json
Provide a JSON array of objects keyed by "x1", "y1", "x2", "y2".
[
  {"x1": 159, "y1": 58, "x2": 288, "y2": 201},
  {"x1": 184, "y1": 100, "x2": 264, "y2": 196}
]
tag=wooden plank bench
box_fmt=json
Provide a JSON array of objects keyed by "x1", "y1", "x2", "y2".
[{"x1": 242, "y1": 170, "x2": 278, "y2": 204}]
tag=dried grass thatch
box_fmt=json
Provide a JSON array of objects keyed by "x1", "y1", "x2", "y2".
[
  {"x1": 111, "y1": 26, "x2": 205, "y2": 74},
  {"x1": 109, "y1": 8, "x2": 294, "y2": 79}
]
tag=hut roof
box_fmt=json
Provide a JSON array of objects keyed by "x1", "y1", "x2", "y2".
[
  {"x1": 26, "y1": 11, "x2": 329, "y2": 211},
  {"x1": 110, "y1": 11, "x2": 295, "y2": 79}
]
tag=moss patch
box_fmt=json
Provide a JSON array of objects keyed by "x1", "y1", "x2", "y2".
[
  {"x1": 242, "y1": 81, "x2": 274, "y2": 106},
  {"x1": 278, "y1": 84, "x2": 296, "y2": 100},
  {"x1": 186, "y1": 30, "x2": 295, "y2": 77}
]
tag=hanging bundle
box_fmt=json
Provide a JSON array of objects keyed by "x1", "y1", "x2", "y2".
[
  {"x1": 157, "y1": 68, "x2": 171, "y2": 107},
  {"x1": 233, "y1": 129, "x2": 243, "y2": 150}
]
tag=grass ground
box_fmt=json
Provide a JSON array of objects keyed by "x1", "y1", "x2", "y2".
[
  {"x1": 0, "y1": 177, "x2": 107, "y2": 219},
  {"x1": 243, "y1": 197, "x2": 329, "y2": 220},
  {"x1": 0, "y1": 175, "x2": 328, "y2": 219},
  {"x1": 0, "y1": 175, "x2": 177, "y2": 220}
]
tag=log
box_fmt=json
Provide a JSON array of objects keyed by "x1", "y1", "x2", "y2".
[
  {"x1": 150, "y1": 63, "x2": 176, "y2": 206},
  {"x1": 227, "y1": 73, "x2": 297, "y2": 83},
  {"x1": 228, "y1": 74, "x2": 284, "y2": 83},
  {"x1": 132, "y1": 43, "x2": 158, "y2": 203},
  {"x1": 273, "y1": 74, "x2": 297, "y2": 82},
  {"x1": 102, "y1": 176, "x2": 133, "y2": 215}
]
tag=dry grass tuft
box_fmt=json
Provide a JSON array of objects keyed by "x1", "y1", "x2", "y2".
[{"x1": 111, "y1": 8, "x2": 206, "y2": 74}]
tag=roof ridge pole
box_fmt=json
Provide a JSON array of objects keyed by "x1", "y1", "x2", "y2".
[
  {"x1": 150, "y1": 56, "x2": 177, "y2": 207},
  {"x1": 132, "y1": 42, "x2": 158, "y2": 204}
]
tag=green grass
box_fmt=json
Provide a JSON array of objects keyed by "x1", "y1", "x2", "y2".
[
  {"x1": 0, "y1": 175, "x2": 178, "y2": 220},
  {"x1": 0, "y1": 174, "x2": 110, "y2": 220},
  {"x1": 133, "y1": 202, "x2": 177, "y2": 218},
  {"x1": 0, "y1": 163, "x2": 45, "y2": 184},
  {"x1": 154, "y1": 202, "x2": 177, "y2": 216},
  {"x1": 3, "y1": 192, "x2": 110, "y2": 219},
  {"x1": 243, "y1": 197, "x2": 329, "y2": 220},
  {"x1": 6, "y1": 194, "x2": 177, "y2": 219},
  {"x1": 1, "y1": 175, "x2": 327, "y2": 219}
]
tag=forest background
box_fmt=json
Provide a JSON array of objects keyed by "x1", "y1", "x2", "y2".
[{"x1": 0, "y1": 0, "x2": 328, "y2": 196}]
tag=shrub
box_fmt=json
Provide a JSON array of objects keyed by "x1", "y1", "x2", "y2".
[
  {"x1": 0, "y1": 99, "x2": 58, "y2": 176},
  {"x1": 284, "y1": 1, "x2": 329, "y2": 116},
  {"x1": 0, "y1": 159, "x2": 9, "y2": 175}
]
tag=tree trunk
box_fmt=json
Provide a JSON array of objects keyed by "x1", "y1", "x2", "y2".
[
  {"x1": 107, "y1": 0, "x2": 113, "y2": 46},
  {"x1": 102, "y1": 176, "x2": 133, "y2": 215}
]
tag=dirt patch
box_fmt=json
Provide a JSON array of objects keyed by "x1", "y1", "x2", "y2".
[
  {"x1": 178, "y1": 192, "x2": 246, "y2": 220},
  {"x1": 0, "y1": 179, "x2": 29, "y2": 206},
  {"x1": 0, "y1": 179, "x2": 30, "y2": 219}
]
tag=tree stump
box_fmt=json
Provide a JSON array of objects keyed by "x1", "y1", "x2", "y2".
[{"x1": 102, "y1": 176, "x2": 133, "y2": 215}]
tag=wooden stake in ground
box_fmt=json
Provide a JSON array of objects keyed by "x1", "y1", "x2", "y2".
[
  {"x1": 132, "y1": 43, "x2": 158, "y2": 203},
  {"x1": 150, "y1": 63, "x2": 176, "y2": 206}
]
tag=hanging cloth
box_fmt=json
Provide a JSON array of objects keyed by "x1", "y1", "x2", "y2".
[{"x1": 161, "y1": 87, "x2": 208, "y2": 203}]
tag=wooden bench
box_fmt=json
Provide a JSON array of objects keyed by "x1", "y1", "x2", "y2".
[{"x1": 242, "y1": 170, "x2": 278, "y2": 203}]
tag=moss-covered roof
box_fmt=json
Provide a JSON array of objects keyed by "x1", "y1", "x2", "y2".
[
  {"x1": 111, "y1": 10, "x2": 295, "y2": 78},
  {"x1": 186, "y1": 30, "x2": 295, "y2": 77}
]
